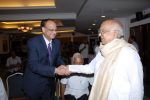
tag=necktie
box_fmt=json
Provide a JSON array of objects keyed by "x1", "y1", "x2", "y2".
[{"x1": 48, "y1": 43, "x2": 52, "y2": 62}]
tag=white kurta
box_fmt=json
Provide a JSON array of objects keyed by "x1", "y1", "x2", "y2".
[{"x1": 69, "y1": 46, "x2": 143, "y2": 100}]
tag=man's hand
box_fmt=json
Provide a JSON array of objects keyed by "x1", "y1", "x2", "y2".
[
  {"x1": 55, "y1": 65, "x2": 71, "y2": 75},
  {"x1": 62, "y1": 65, "x2": 71, "y2": 75}
]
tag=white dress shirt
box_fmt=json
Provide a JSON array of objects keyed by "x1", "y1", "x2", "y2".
[
  {"x1": 6, "y1": 56, "x2": 21, "y2": 66},
  {"x1": 61, "y1": 76, "x2": 93, "y2": 99},
  {"x1": 6, "y1": 56, "x2": 22, "y2": 73},
  {"x1": 69, "y1": 46, "x2": 143, "y2": 100},
  {"x1": 43, "y1": 35, "x2": 52, "y2": 49}
]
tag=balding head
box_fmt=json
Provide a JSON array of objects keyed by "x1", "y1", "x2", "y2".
[
  {"x1": 101, "y1": 19, "x2": 124, "y2": 38},
  {"x1": 99, "y1": 19, "x2": 124, "y2": 45},
  {"x1": 72, "y1": 53, "x2": 84, "y2": 65}
]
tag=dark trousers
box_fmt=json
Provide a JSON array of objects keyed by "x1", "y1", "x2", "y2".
[
  {"x1": 25, "y1": 88, "x2": 54, "y2": 100},
  {"x1": 25, "y1": 85, "x2": 55, "y2": 100},
  {"x1": 65, "y1": 94, "x2": 88, "y2": 100}
]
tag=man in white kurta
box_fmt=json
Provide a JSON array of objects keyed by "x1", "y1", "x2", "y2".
[
  {"x1": 66, "y1": 19, "x2": 143, "y2": 100},
  {"x1": 69, "y1": 45, "x2": 143, "y2": 100}
]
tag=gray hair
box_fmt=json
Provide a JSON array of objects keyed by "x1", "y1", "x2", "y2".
[
  {"x1": 71, "y1": 52, "x2": 83, "y2": 64},
  {"x1": 111, "y1": 19, "x2": 124, "y2": 38}
]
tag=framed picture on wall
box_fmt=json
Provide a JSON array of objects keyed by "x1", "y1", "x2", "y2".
[{"x1": 0, "y1": 35, "x2": 9, "y2": 54}]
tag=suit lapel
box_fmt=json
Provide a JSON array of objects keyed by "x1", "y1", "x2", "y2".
[
  {"x1": 39, "y1": 36, "x2": 57, "y2": 65},
  {"x1": 39, "y1": 35, "x2": 48, "y2": 52},
  {"x1": 39, "y1": 35, "x2": 50, "y2": 63}
]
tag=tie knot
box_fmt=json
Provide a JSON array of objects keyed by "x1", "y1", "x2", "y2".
[
  {"x1": 48, "y1": 43, "x2": 52, "y2": 50},
  {"x1": 48, "y1": 42, "x2": 51, "y2": 46}
]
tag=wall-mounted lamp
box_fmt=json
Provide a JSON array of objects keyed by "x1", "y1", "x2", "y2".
[{"x1": 18, "y1": 26, "x2": 33, "y2": 32}]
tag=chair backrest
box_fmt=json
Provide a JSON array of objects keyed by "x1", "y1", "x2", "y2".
[{"x1": 6, "y1": 73, "x2": 24, "y2": 98}]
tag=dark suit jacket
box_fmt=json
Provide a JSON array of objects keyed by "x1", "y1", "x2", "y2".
[{"x1": 23, "y1": 35, "x2": 64, "y2": 98}]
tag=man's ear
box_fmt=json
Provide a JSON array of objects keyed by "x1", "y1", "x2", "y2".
[
  {"x1": 114, "y1": 30, "x2": 120, "y2": 38},
  {"x1": 41, "y1": 27, "x2": 45, "y2": 33}
]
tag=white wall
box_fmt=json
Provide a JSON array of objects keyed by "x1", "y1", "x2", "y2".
[
  {"x1": 115, "y1": 18, "x2": 130, "y2": 41},
  {"x1": 114, "y1": 8, "x2": 150, "y2": 41},
  {"x1": 130, "y1": 17, "x2": 150, "y2": 27},
  {"x1": 129, "y1": 8, "x2": 150, "y2": 27}
]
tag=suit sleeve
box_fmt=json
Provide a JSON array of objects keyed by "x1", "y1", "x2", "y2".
[{"x1": 27, "y1": 39, "x2": 55, "y2": 77}]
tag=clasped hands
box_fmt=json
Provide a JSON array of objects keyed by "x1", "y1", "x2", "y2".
[{"x1": 55, "y1": 65, "x2": 71, "y2": 75}]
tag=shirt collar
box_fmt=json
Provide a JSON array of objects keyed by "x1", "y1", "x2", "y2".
[{"x1": 43, "y1": 35, "x2": 52, "y2": 47}]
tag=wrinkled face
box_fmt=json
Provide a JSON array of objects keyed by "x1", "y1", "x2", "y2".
[
  {"x1": 98, "y1": 21, "x2": 118, "y2": 45},
  {"x1": 74, "y1": 58, "x2": 83, "y2": 65},
  {"x1": 42, "y1": 20, "x2": 57, "y2": 41}
]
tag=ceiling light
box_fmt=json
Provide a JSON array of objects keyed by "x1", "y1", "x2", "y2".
[
  {"x1": 2, "y1": 21, "x2": 40, "y2": 24},
  {"x1": 100, "y1": 8, "x2": 106, "y2": 18},
  {"x1": 101, "y1": 15, "x2": 106, "y2": 18}
]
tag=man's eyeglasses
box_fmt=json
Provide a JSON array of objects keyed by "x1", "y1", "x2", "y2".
[
  {"x1": 98, "y1": 29, "x2": 111, "y2": 35},
  {"x1": 44, "y1": 27, "x2": 57, "y2": 32},
  {"x1": 98, "y1": 29, "x2": 118, "y2": 35}
]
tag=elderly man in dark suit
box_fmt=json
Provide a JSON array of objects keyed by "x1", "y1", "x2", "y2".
[{"x1": 23, "y1": 19, "x2": 65, "y2": 100}]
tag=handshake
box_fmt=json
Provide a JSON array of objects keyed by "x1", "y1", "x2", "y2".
[{"x1": 55, "y1": 65, "x2": 71, "y2": 75}]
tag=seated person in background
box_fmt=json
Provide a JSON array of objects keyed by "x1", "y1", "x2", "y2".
[
  {"x1": 60, "y1": 52, "x2": 93, "y2": 100},
  {"x1": 94, "y1": 41, "x2": 100, "y2": 55},
  {"x1": 6, "y1": 51, "x2": 22, "y2": 74},
  {"x1": 79, "y1": 41, "x2": 89, "y2": 64},
  {"x1": 128, "y1": 35, "x2": 139, "y2": 52}
]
